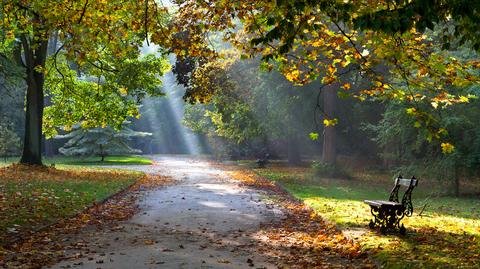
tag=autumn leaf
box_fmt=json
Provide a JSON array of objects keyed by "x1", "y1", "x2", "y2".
[
  {"x1": 309, "y1": 132, "x2": 319, "y2": 140},
  {"x1": 406, "y1": 107, "x2": 417, "y2": 115},
  {"x1": 0, "y1": 165, "x2": 173, "y2": 268},
  {"x1": 441, "y1": 142, "x2": 455, "y2": 154},
  {"x1": 221, "y1": 164, "x2": 374, "y2": 269},
  {"x1": 143, "y1": 239, "x2": 155, "y2": 245},
  {"x1": 323, "y1": 118, "x2": 338, "y2": 127}
]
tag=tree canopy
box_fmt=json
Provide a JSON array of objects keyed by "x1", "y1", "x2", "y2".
[
  {"x1": 0, "y1": 0, "x2": 171, "y2": 164},
  {"x1": 164, "y1": 0, "x2": 480, "y2": 153},
  {"x1": 0, "y1": 0, "x2": 479, "y2": 164}
]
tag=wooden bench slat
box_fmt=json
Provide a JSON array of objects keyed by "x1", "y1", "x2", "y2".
[
  {"x1": 396, "y1": 177, "x2": 418, "y2": 187},
  {"x1": 364, "y1": 200, "x2": 402, "y2": 207}
]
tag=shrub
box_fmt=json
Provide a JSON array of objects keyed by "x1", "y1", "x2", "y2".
[{"x1": 311, "y1": 161, "x2": 351, "y2": 179}]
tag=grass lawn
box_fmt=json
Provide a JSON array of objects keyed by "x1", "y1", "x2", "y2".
[
  {"x1": 0, "y1": 155, "x2": 152, "y2": 166},
  {"x1": 249, "y1": 162, "x2": 480, "y2": 269},
  {"x1": 57, "y1": 155, "x2": 153, "y2": 165},
  {"x1": 0, "y1": 164, "x2": 143, "y2": 243}
]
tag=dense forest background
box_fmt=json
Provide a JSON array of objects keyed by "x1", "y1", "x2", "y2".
[
  {"x1": 2, "y1": 52, "x2": 479, "y2": 196},
  {"x1": 1, "y1": 0, "x2": 479, "y2": 197}
]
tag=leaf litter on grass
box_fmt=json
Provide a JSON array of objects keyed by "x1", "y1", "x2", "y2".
[
  {"x1": 251, "y1": 165, "x2": 480, "y2": 268},
  {"x1": 0, "y1": 164, "x2": 174, "y2": 269},
  {"x1": 215, "y1": 164, "x2": 375, "y2": 269}
]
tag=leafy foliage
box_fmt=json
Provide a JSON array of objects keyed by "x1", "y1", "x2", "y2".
[
  {"x1": 0, "y1": 53, "x2": 25, "y2": 135},
  {"x1": 0, "y1": 0, "x2": 171, "y2": 164},
  {"x1": 0, "y1": 120, "x2": 21, "y2": 157},
  {"x1": 166, "y1": 0, "x2": 480, "y2": 151},
  {"x1": 0, "y1": 51, "x2": 24, "y2": 94},
  {"x1": 181, "y1": 58, "x2": 264, "y2": 158},
  {"x1": 364, "y1": 83, "x2": 480, "y2": 179},
  {"x1": 1, "y1": 0, "x2": 170, "y2": 63},
  {"x1": 351, "y1": 0, "x2": 480, "y2": 51},
  {"x1": 182, "y1": 57, "x2": 324, "y2": 159},
  {"x1": 43, "y1": 53, "x2": 169, "y2": 138}
]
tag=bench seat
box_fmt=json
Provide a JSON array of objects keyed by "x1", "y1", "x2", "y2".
[
  {"x1": 364, "y1": 200, "x2": 403, "y2": 208},
  {"x1": 364, "y1": 176, "x2": 418, "y2": 234}
]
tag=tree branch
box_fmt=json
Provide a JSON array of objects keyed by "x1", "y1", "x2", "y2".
[{"x1": 77, "y1": 0, "x2": 89, "y2": 24}]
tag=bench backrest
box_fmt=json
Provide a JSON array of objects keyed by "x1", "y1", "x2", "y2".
[
  {"x1": 395, "y1": 177, "x2": 418, "y2": 188},
  {"x1": 389, "y1": 175, "x2": 418, "y2": 216}
]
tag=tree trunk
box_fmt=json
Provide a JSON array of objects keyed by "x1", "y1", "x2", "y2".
[
  {"x1": 454, "y1": 164, "x2": 460, "y2": 197},
  {"x1": 383, "y1": 140, "x2": 396, "y2": 169},
  {"x1": 322, "y1": 83, "x2": 337, "y2": 165},
  {"x1": 287, "y1": 130, "x2": 301, "y2": 165},
  {"x1": 20, "y1": 34, "x2": 48, "y2": 165},
  {"x1": 100, "y1": 144, "x2": 105, "y2": 162}
]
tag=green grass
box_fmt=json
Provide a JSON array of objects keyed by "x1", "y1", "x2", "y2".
[
  {"x1": 253, "y1": 165, "x2": 480, "y2": 269},
  {"x1": 0, "y1": 165, "x2": 142, "y2": 242},
  {"x1": 0, "y1": 155, "x2": 153, "y2": 166},
  {"x1": 58, "y1": 155, "x2": 153, "y2": 165}
]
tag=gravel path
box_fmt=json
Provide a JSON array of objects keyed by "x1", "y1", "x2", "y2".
[{"x1": 48, "y1": 156, "x2": 282, "y2": 269}]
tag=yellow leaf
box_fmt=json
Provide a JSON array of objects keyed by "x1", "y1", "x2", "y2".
[
  {"x1": 323, "y1": 118, "x2": 338, "y2": 127},
  {"x1": 458, "y1": 96, "x2": 469, "y2": 103},
  {"x1": 285, "y1": 69, "x2": 300, "y2": 82},
  {"x1": 144, "y1": 239, "x2": 155, "y2": 245},
  {"x1": 119, "y1": 87, "x2": 128, "y2": 96},
  {"x1": 441, "y1": 143, "x2": 455, "y2": 154},
  {"x1": 406, "y1": 107, "x2": 417, "y2": 115}
]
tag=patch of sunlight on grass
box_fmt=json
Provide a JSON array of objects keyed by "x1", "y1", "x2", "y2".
[
  {"x1": 256, "y1": 166, "x2": 480, "y2": 269},
  {"x1": 50, "y1": 155, "x2": 152, "y2": 165},
  {"x1": 304, "y1": 197, "x2": 371, "y2": 227}
]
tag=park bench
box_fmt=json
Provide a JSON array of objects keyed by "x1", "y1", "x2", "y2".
[
  {"x1": 256, "y1": 153, "x2": 270, "y2": 168},
  {"x1": 364, "y1": 175, "x2": 418, "y2": 234}
]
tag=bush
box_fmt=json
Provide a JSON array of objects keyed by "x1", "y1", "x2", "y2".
[
  {"x1": 311, "y1": 161, "x2": 351, "y2": 179},
  {"x1": 0, "y1": 120, "x2": 21, "y2": 158}
]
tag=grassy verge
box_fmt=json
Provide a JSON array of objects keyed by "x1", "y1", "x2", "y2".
[
  {"x1": 0, "y1": 164, "x2": 143, "y2": 243},
  {"x1": 0, "y1": 155, "x2": 152, "y2": 166},
  {"x1": 56, "y1": 155, "x2": 153, "y2": 165},
  {"x1": 249, "y1": 162, "x2": 480, "y2": 268}
]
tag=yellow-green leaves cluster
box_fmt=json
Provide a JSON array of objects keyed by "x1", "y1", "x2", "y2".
[
  {"x1": 43, "y1": 53, "x2": 170, "y2": 138},
  {"x1": 169, "y1": 0, "x2": 480, "y2": 154}
]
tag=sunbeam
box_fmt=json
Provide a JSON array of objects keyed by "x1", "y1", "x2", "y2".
[{"x1": 161, "y1": 57, "x2": 203, "y2": 155}]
